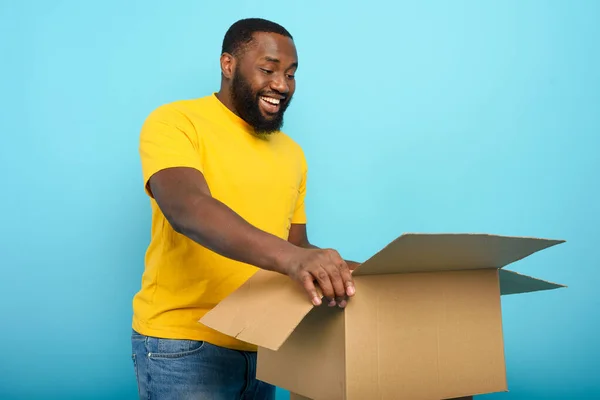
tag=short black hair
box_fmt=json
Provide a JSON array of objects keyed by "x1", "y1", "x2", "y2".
[{"x1": 221, "y1": 18, "x2": 293, "y2": 57}]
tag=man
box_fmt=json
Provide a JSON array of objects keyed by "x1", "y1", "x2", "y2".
[{"x1": 131, "y1": 18, "x2": 359, "y2": 400}]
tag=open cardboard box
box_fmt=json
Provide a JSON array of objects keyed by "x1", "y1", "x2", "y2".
[{"x1": 200, "y1": 233, "x2": 566, "y2": 399}]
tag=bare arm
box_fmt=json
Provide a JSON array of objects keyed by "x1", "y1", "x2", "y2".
[{"x1": 149, "y1": 167, "x2": 296, "y2": 274}]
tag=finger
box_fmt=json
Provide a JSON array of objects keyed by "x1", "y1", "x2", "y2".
[
  {"x1": 300, "y1": 273, "x2": 321, "y2": 306},
  {"x1": 339, "y1": 260, "x2": 355, "y2": 297},
  {"x1": 333, "y1": 260, "x2": 352, "y2": 308},
  {"x1": 328, "y1": 250, "x2": 355, "y2": 298},
  {"x1": 314, "y1": 267, "x2": 336, "y2": 306},
  {"x1": 323, "y1": 263, "x2": 346, "y2": 304}
]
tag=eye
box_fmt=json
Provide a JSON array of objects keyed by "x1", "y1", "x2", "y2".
[
  {"x1": 260, "y1": 68, "x2": 273, "y2": 74},
  {"x1": 286, "y1": 74, "x2": 295, "y2": 79}
]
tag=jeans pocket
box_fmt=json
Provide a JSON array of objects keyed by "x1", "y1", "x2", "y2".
[{"x1": 146, "y1": 337, "x2": 206, "y2": 359}]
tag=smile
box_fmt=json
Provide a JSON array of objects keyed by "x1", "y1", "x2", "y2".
[
  {"x1": 260, "y1": 96, "x2": 280, "y2": 105},
  {"x1": 259, "y1": 96, "x2": 282, "y2": 114}
]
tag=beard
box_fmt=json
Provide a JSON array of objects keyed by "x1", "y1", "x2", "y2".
[{"x1": 230, "y1": 69, "x2": 292, "y2": 135}]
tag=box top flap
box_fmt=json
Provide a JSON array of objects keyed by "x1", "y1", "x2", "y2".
[
  {"x1": 199, "y1": 269, "x2": 313, "y2": 351},
  {"x1": 499, "y1": 269, "x2": 566, "y2": 295},
  {"x1": 353, "y1": 233, "x2": 564, "y2": 276}
]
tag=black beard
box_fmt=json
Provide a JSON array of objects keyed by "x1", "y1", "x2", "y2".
[{"x1": 230, "y1": 69, "x2": 291, "y2": 134}]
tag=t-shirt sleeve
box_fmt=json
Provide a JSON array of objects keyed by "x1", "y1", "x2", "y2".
[
  {"x1": 291, "y1": 150, "x2": 308, "y2": 224},
  {"x1": 138, "y1": 104, "x2": 204, "y2": 198}
]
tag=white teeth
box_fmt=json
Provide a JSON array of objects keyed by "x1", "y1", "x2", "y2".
[{"x1": 261, "y1": 96, "x2": 280, "y2": 105}]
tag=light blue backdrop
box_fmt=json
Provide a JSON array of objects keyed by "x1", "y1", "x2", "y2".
[{"x1": 1, "y1": 1, "x2": 598, "y2": 399}]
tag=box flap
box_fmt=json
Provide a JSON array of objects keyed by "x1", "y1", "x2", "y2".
[
  {"x1": 199, "y1": 269, "x2": 313, "y2": 351},
  {"x1": 257, "y1": 304, "x2": 346, "y2": 400},
  {"x1": 499, "y1": 269, "x2": 566, "y2": 295},
  {"x1": 353, "y1": 233, "x2": 564, "y2": 276}
]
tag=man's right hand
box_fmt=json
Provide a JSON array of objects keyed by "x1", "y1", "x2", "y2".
[{"x1": 280, "y1": 247, "x2": 355, "y2": 308}]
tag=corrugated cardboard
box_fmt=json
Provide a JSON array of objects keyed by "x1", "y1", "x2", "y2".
[{"x1": 200, "y1": 233, "x2": 566, "y2": 399}]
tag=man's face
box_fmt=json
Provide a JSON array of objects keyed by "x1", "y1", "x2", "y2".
[{"x1": 230, "y1": 32, "x2": 298, "y2": 134}]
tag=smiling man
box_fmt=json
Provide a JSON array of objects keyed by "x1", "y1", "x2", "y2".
[{"x1": 130, "y1": 18, "x2": 359, "y2": 399}]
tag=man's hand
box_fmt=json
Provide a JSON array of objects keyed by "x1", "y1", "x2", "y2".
[
  {"x1": 286, "y1": 223, "x2": 361, "y2": 306},
  {"x1": 280, "y1": 247, "x2": 355, "y2": 308}
]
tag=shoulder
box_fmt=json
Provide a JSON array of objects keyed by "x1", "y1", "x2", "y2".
[
  {"x1": 142, "y1": 95, "x2": 214, "y2": 127},
  {"x1": 139, "y1": 98, "x2": 214, "y2": 148}
]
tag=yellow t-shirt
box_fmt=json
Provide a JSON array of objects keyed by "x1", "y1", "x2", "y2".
[{"x1": 132, "y1": 94, "x2": 307, "y2": 351}]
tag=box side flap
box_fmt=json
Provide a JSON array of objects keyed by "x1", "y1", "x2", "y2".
[
  {"x1": 499, "y1": 269, "x2": 566, "y2": 295},
  {"x1": 257, "y1": 305, "x2": 346, "y2": 400},
  {"x1": 199, "y1": 270, "x2": 313, "y2": 351},
  {"x1": 353, "y1": 233, "x2": 564, "y2": 276}
]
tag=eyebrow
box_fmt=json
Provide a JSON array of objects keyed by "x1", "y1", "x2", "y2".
[{"x1": 263, "y1": 56, "x2": 298, "y2": 69}]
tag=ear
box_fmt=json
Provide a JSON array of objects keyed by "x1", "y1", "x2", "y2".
[{"x1": 220, "y1": 52, "x2": 236, "y2": 80}]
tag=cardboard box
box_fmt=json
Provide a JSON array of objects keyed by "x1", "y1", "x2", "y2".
[{"x1": 200, "y1": 233, "x2": 565, "y2": 399}]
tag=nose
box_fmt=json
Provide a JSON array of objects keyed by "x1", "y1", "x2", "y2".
[{"x1": 269, "y1": 74, "x2": 290, "y2": 95}]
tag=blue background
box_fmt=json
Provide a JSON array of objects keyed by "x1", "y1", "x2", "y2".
[{"x1": 1, "y1": 0, "x2": 598, "y2": 399}]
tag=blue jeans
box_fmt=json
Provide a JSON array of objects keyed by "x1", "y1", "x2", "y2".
[{"x1": 131, "y1": 330, "x2": 276, "y2": 400}]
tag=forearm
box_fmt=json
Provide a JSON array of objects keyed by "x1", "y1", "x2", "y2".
[{"x1": 170, "y1": 195, "x2": 296, "y2": 274}]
